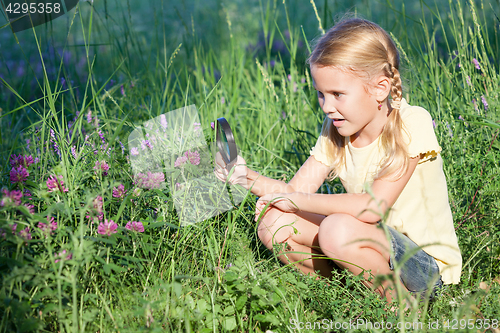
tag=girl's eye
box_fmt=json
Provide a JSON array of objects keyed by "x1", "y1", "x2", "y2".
[{"x1": 333, "y1": 92, "x2": 342, "y2": 97}]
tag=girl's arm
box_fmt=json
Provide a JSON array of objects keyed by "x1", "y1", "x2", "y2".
[
  {"x1": 216, "y1": 155, "x2": 331, "y2": 197},
  {"x1": 257, "y1": 156, "x2": 420, "y2": 223}
]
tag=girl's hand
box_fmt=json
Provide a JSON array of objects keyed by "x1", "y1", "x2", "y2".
[
  {"x1": 214, "y1": 153, "x2": 249, "y2": 188},
  {"x1": 255, "y1": 193, "x2": 300, "y2": 220}
]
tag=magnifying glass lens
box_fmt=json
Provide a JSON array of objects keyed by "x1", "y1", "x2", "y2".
[{"x1": 216, "y1": 117, "x2": 237, "y2": 168}]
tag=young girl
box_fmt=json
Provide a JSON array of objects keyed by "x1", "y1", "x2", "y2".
[{"x1": 215, "y1": 18, "x2": 462, "y2": 301}]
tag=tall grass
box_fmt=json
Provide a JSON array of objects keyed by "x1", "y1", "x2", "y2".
[{"x1": 0, "y1": 0, "x2": 499, "y2": 332}]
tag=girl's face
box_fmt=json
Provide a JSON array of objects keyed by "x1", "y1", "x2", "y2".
[{"x1": 310, "y1": 64, "x2": 389, "y2": 148}]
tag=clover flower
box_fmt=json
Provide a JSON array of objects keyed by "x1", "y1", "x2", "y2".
[
  {"x1": 185, "y1": 150, "x2": 201, "y2": 166},
  {"x1": 134, "y1": 172, "x2": 165, "y2": 190},
  {"x1": 112, "y1": 184, "x2": 127, "y2": 198},
  {"x1": 24, "y1": 203, "x2": 35, "y2": 214},
  {"x1": 0, "y1": 189, "x2": 23, "y2": 207},
  {"x1": 94, "y1": 160, "x2": 109, "y2": 176},
  {"x1": 97, "y1": 219, "x2": 118, "y2": 236},
  {"x1": 19, "y1": 227, "x2": 31, "y2": 241},
  {"x1": 10, "y1": 154, "x2": 34, "y2": 168},
  {"x1": 46, "y1": 175, "x2": 69, "y2": 193},
  {"x1": 174, "y1": 155, "x2": 188, "y2": 167},
  {"x1": 125, "y1": 221, "x2": 145, "y2": 232},
  {"x1": 10, "y1": 166, "x2": 29, "y2": 184},
  {"x1": 38, "y1": 217, "x2": 58, "y2": 236},
  {"x1": 131, "y1": 147, "x2": 139, "y2": 156}
]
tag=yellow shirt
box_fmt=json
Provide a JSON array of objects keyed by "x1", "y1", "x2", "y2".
[{"x1": 310, "y1": 99, "x2": 462, "y2": 284}]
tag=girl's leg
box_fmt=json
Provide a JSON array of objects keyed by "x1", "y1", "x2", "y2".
[
  {"x1": 257, "y1": 207, "x2": 334, "y2": 277},
  {"x1": 317, "y1": 213, "x2": 405, "y2": 301}
]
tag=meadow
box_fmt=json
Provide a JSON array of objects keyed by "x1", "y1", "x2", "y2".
[{"x1": 0, "y1": 0, "x2": 499, "y2": 331}]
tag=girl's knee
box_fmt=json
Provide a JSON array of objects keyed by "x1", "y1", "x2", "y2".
[
  {"x1": 257, "y1": 207, "x2": 296, "y2": 247},
  {"x1": 318, "y1": 213, "x2": 354, "y2": 255}
]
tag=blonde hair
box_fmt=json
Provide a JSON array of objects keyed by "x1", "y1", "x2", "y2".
[{"x1": 307, "y1": 18, "x2": 408, "y2": 181}]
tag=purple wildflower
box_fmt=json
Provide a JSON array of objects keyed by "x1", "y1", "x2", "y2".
[
  {"x1": 119, "y1": 141, "x2": 125, "y2": 155},
  {"x1": 0, "y1": 189, "x2": 23, "y2": 207},
  {"x1": 446, "y1": 122, "x2": 453, "y2": 138},
  {"x1": 125, "y1": 221, "x2": 144, "y2": 232},
  {"x1": 481, "y1": 96, "x2": 488, "y2": 110},
  {"x1": 19, "y1": 227, "x2": 31, "y2": 241},
  {"x1": 71, "y1": 146, "x2": 78, "y2": 159},
  {"x1": 112, "y1": 184, "x2": 127, "y2": 198},
  {"x1": 120, "y1": 84, "x2": 125, "y2": 96},
  {"x1": 472, "y1": 58, "x2": 480, "y2": 70},
  {"x1": 50, "y1": 129, "x2": 61, "y2": 158},
  {"x1": 193, "y1": 122, "x2": 201, "y2": 131},
  {"x1": 458, "y1": 115, "x2": 464, "y2": 121},
  {"x1": 46, "y1": 175, "x2": 69, "y2": 193},
  {"x1": 98, "y1": 129, "x2": 106, "y2": 144},
  {"x1": 174, "y1": 155, "x2": 188, "y2": 167},
  {"x1": 432, "y1": 119, "x2": 436, "y2": 129},
  {"x1": 185, "y1": 150, "x2": 201, "y2": 166},
  {"x1": 9, "y1": 154, "x2": 33, "y2": 168},
  {"x1": 160, "y1": 114, "x2": 168, "y2": 130},
  {"x1": 134, "y1": 172, "x2": 165, "y2": 190},
  {"x1": 211, "y1": 122, "x2": 215, "y2": 130},
  {"x1": 94, "y1": 160, "x2": 109, "y2": 176},
  {"x1": 10, "y1": 166, "x2": 29, "y2": 184},
  {"x1": 97, "y1": 219, "x2": 118, "y2": 236},
  {"x1": 24, "y1": 203, "x2": 35, "y2": 214},
  {"x1": 466, "y1": 76, "x2": 471, "y2": 86},
  {"x1": 141, "y1": 140, "x2": 152, "y2": 150},
  {"x1": 131, "y1": 147, "x2": 139, "y2": 156}
]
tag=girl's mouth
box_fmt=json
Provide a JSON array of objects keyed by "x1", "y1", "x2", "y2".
[{"x1": 332, "y1": 119, "x2": 345, "y2": 126}]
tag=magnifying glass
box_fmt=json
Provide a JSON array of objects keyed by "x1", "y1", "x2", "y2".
[{"x1": 216, "y1": 117, "x2": 238, "y2": 171}]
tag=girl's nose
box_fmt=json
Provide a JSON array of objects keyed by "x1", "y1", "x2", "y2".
[{"x1": 322, "y1": 97, "x2": 336, "y2": 113}]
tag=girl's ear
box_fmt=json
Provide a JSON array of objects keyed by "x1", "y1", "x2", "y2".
[{"x1": 372, "y1": 75, "x2": 392, "y2": 101}]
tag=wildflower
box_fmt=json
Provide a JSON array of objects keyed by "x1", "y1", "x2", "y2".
[
  {"x1": 9, "y1": 154, "x2": 33, "y2": 168},
  {"x1": 98, "y1": 128, "x2": 106, "y2": 144},
  {"x1": 94, "y1": 160, "x2": 109, "y2": 176},
  {"x1": 211, "y1": 122, "x2": 215, "y2": 130},
  {"x1": 23, "y1": 189, "x2": 32, "y2": 200},
  {"x1": 54, "y1": 250, "x2": 72, "y2": 263},
  {"x1": 432, "y1": 119, "x2": 436, "y2": 129},
  {"x1": 287, "y1": 74, "x2": 292, "y2": 81},
  {"x1": 458, "y1": 115, "x2": 464, "y2": 121},
  {"x1": 50, "y1": 129, "x2": 61, "y2": 158},
  {"x1": 71, "y1": 146, "x2": 78, "y2": 159},
  {"x1": 133, "y1": 188, "x2": 142, "y2": 196},
  {"x1": 0, "y1": 189, "x2": 23, "y2": 207},
  {"x1": 46, "y1": 175, "x2": 69, "y2": 192},
  {"x1": 10, "y1": 166, "x2": 29, "y2": 184},
  {"x1": 19, "y1": 227, "x2": 31, "y2": 241},
  {"x1": 141, "y1": 140, "x2": 152, "y2": 150},
  {"x1": 185, "y1": 150, "x2": 201, "y2": 166},
  {"x1": 472, "y1": 58, "x2": 480, "y2": 70},
  {"x1": 119, "y1": 141, "x2": 125, "y2": 155},
  {"x1": 38, "y1": 217, "x2": 57, "y2": 235},
  {"x1": 131, "y1": 147, "x2": 139, "y2": 156},
  {"x1": 120, "y1": 84, "x2": 125, "y2": 96},
  {"x1": 221, "y1": 97, "x2": 225, "y2": 104},
  {"x1": 97, "y1": 219, "x2": 118, "y2": 236},
  {"x1": 134, "y1": 172, "x2": 165, "y2": 190},
  {"x1": 112, "y1": 184, "x2": 127, "y2": 198},
  {"x1": 174, "y1": 155, "x2": 188, "y2": 167},
  {"x1": 93, "y1": 195, "x2": 103, "y2": 215},
  {"x1": 125, "y1": 221, "x2": 144, "y2": 232},
  {"x1": 466, "y1": 76, "x2": 471, "y2": 86},
  {"x1": 24, "y1": 203, "x2": 35, "y2": 214},
  {"x1": 160, "y1": 114, "x2": 168, "y2": 130},
  {"x1": 481, "y1": 95, "x2": 488, "y2": 110},
  {"x1": 193, "y1": 122, "x2": 201, "y2": 131}
]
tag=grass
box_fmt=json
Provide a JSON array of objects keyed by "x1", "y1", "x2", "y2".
[{"x1": 0, "y1": 0, "x2": 499, "y2": 332}]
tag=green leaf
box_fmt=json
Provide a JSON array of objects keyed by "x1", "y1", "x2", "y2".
[
  {"x1": 224, "y1": 270, "x2": 239, "y2": 282},
  {"x1": 235, "y1": 294, "x2": 247, "y2": 310},
  {"x1": 222, "y1": 317, "x2": 237, "y2": 331},
  {"x1": 103, "y1": 263, "x2": 126, "y2": 275}
]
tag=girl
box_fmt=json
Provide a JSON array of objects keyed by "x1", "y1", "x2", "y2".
[{"x1": 215, "y1": 18, "x2": 462, "y2": 302}]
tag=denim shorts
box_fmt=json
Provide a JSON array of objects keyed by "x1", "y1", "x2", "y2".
[{"x1": 385, "y1": 225, "x2": 443, "y2": 300}]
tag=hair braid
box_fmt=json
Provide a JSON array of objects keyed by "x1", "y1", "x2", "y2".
[{"x1": 389, "y1": 64, "x2": 402, "y2": 110}]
